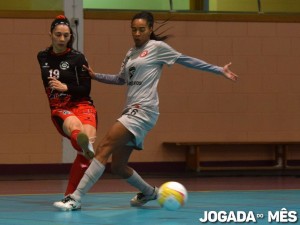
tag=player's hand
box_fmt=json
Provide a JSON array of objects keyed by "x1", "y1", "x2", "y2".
[
  {"x1": 48, "y1": 77, "x2": 68, "y2": 92},
  {"x1": 222, "y1": 62, "x2": 238, "y2": 82},
  {"x1": 83, "y1": 65, "x2": 96, "y2": 79}
]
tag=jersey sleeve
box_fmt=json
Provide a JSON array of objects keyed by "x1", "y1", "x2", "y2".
[
  {"x1": 65, "y1": 54, "x2": 91, "y2": 97},
  {"x1": 118, "y1": 50, "x2": 132, "y2": 80},
  {"x1": 37, "y1": 50, "x2": 49, "y2": 88},
  {"x1": 156, "y1": 41, "x2": 182, "y2": 66},
  {"x1": 94, "y1": 73, "x2": 125, "y2": 85},
  {"x1": 176, "y1": 54, "x2": 224, "y2": 75}
]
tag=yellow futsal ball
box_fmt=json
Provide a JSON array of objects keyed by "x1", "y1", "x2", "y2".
[{"x1": 157, "y1": 181, "x2": 188, "y2": 211}]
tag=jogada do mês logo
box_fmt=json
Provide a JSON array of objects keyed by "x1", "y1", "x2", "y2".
[{"x1": 199, "y1": 208, "x2": 298, "y2": 223}]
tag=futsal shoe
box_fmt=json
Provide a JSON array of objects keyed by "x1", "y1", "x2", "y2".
[
  {"x1": 53, "y1": 195, "x2": 81, "y2": 211},
  {"x1": 77, "y1": 132, "x2": 95, "y2": 160},
  {"x1": 130, "y1": 186, "x2": 158, "y2": 207}
]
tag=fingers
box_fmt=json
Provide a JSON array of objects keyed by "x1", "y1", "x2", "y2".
[
  {"x1": 48, "y1": 76, "x2": 57, "y2": 80},
  {"x1": 83, "y1": 65, "x2": 96, "y2": 79},
  {"x1": 83, "y1": 64, "x2": 93, "y2": 73},
  {"x1": 229, "y1": 72, "x2": 238, "y2": 81},
  {"x1": 231, "y1": 75, "x2": 238, "y2": 82},
  {"x1": 48, "y1": 77, "x2": 60, "y2": 89},
  {"x1": 48, "y1": 80, "x2": 56, "y2": 89},
  {"x1": 83, "y1": 65, "x2": 89, "y2": 70},
  {"x1": 232, "y1": 72, "x2": 238, "y2": 78}
]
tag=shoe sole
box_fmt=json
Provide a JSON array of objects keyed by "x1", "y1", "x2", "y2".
[
  {"x1": 77, "y1": 132, "x2": 95, "y2": 160},
  {"x1": 130, "y1": 187, "x2": 158, "y2": 207},
  {"x1": 130, "y1": 197, "x2": 157, "y2": 207},
  {"x1": 130, "y1": 202, "x2": 147, "y2": 207},
  {"x1": 53, "y1": 203, "x2": 81, "y2": 211}
]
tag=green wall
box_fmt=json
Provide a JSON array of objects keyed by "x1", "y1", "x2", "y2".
[
  {"x1": 209, "y1": 0, "x2": 258, "y2": 12},
  {"x1": 83, "y1": 0, "x2": 189, "y2": 10},
  {"x1": 0, "y1": 0, "x2": 189, "y2": 11},
  {"x1": 0, "y1": 0, "x2": 62, "y2": 10},
  {"x1": 209, "y1": 0, "x2": 300, "y2": 13},
  {"x1": 0, "y1": 0, "x2": 299, "y2": 13}
]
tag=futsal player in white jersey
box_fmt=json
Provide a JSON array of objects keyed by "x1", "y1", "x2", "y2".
[{"x1": 53, "y1": 11, "x2": 238, "y2": 211}]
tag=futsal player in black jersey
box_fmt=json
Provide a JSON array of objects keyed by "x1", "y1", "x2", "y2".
[{"x1": 37, "y1": 15, "x2": 98, "y2": 196}]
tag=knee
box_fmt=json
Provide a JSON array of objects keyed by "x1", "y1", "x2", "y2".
[
  {"x1": 95, "y1": 142, "x2": 110, "y2": 159},
  {"x1": 95, "y1": 136, "x2": 114, "y2": 158}
]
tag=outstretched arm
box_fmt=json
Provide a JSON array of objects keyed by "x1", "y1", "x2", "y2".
[
  {"x1": 83, "y1": 65, "x2": 125, "y2": 85},
  {"x1": 176, "y1": 55, "x2": 238, "y2": 82}
]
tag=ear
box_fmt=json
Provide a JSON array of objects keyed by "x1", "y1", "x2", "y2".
[{"x1": 49, "y1": 32, "x2": 52, "y2": 37}]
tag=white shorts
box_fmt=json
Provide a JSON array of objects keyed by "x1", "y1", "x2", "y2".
[{"x1": 117, "y1": 106, "x2": 159, "y2": 150}]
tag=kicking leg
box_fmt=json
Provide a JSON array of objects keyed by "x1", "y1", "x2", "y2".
[{"x1": 53, "y1": 121, "x2": 132, "y2": 211}]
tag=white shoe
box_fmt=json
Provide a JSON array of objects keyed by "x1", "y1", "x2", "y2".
[
  {"x1": 130, "y1": 187, "x2": 158, "y2": 207},
  {"x1": 53, "y1": 195, "x2": 81, "y2": 211},
  {"x1": 77, "y1": 132, "x2": 95, "y2": 160}
]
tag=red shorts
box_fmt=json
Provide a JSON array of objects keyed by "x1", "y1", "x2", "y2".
[{"x1": 51, "y1": 102, "x2": 97, "y2": 138}]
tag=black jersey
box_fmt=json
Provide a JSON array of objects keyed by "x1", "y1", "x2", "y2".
[{"x1": 37, "y1": 47, "x2": 92, "y2": 109}]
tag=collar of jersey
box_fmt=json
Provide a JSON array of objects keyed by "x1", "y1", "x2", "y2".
[{"x1": 51, "y1": 48, "x2": 71, "y2": 56}]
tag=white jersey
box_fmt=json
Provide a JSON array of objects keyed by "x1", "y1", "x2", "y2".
[
  {"x1": 119, "y1": 40, "x2": 181, "y2": 112},
  {"x1": 94, "y1": 40, "x2": 224, "y2": 149}
]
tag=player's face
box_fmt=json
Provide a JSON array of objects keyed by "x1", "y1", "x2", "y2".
[
  {"x1": 131, "y1": 19, "x2": 153, "y2": 48},
  {"x1": 50, "y1": 25, "x2": 71, "y2": 53}
]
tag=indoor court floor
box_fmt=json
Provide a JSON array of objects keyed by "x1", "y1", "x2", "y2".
[{"x1": 0, "y1": 174, "x2": 299, "y2": 225}]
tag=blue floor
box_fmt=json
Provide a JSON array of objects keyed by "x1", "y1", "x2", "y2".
[{"x1": 0, "y1": 190, "x2": 299, "y2": 225}]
